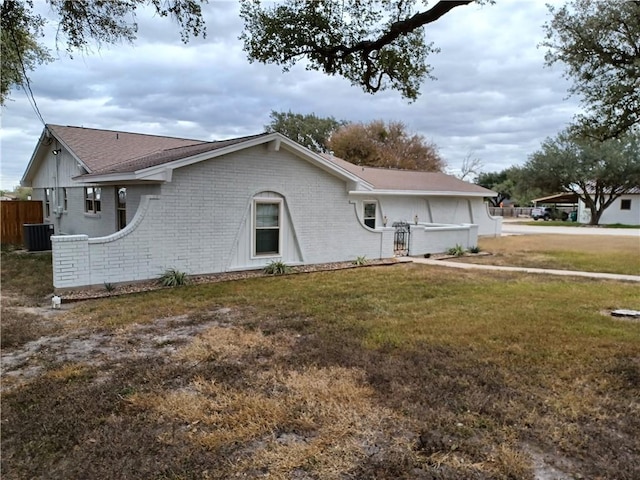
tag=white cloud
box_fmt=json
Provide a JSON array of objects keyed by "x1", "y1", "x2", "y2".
[{"x1": 0, "y1": 0, "x2": 580, "y2": 190}]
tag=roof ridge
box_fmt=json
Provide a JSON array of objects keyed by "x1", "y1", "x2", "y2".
[
  {"x1": 322, "y1": 153, "x2": 445, "y2": 174},
  {"x1": 47, "y1": 124, "x2": 205, "y2": 143}
]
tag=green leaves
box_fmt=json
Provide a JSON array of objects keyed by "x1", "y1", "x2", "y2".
[
  {"x1": 542, "y1": 0, "x2": 640, "y2": 139},
  {"x1": 1, "y1": 0, "x2": 207, "y2": 104},
  {"x1": 0, "y1": 0, "x2": 53, "y2": 104},
  {"x1": 265, "y1": 110, "x2": 347, "y2": 153},
  {"x1": 240, "y1": 0, "x2": 478, "y2": 101}
]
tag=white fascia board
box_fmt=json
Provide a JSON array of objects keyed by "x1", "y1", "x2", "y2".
[
  {"x1": 52, "y1": 132, "x2": 90, "y2": 172},
  {"x1": 22, "y1": 126, "x2": 91, "y2": 186},
  {"x1": 349, "y1": 189, "x2": 496, "y2": 197},
  {"x1": 72, "y1": 173, "x2": 139, "y2": 184},
  {"x1": 20, "y1": 129, "x2": 47, "y2": 186}
]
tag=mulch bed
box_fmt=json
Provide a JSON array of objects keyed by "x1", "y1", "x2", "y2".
[{"x1": 59, "y1": 258, "x2": 402, "y2": 303}]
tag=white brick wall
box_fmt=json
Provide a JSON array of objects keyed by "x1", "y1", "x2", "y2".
[
  {"x1": 51, "y1": 146, "x2": 394, "y2": 289},
  {"x1": 50, "y1": 143, "x2": 496, "y2": 290},
  {"x1": 409, "y1": 224, "x2": 479, "y2": 256}
]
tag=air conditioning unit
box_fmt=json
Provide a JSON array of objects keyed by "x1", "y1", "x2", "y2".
[{"x1": 23, "y1": 223, "x2": 54, "y2": 251}]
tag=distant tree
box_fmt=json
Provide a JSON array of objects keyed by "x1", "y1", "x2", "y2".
[
  {"x1": 240, "y1": 0, "x2": 492, "y2": 101},
  {"x1": 14, "y1": 185, "x2": 32, "y2": 200},
  {"x1": 457, "y1": 151, "x2": 483, "y2": 181},
  {"x1": 542, "y1": 0, "x2": 640, "y2": 140},
  {"x1": 327, "y1": 120, "x2": 445, "y2": 171},
  {"x1": 505, "y1": 167, "x2": 546, "y2": 206},
  {"x1": 476, "y1": 170, "x2": 514, "y2": 207},
  {"x1": 265, "y1": 111, "x2": 347, "y2": 153},
  {"x1": 1, "y1": 0, "x2": 206, "y2": 104},
  {"x1": 477, "y1": 166, "x2": 560, "y2": 207},
  {"x1": 523, "y1": 130, "x2": 640, "y2": 225}
]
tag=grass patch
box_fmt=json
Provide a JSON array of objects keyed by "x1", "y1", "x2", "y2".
[
  {"x1": 1, "y1": 251, "x2": 53, "y2": 305},
  {"x1": 452, "y1": 235, "x2": 640, "y2": 275},
  {"x1": 524, "y1": 220, "x2": 640, "y2": 228},
  {"x1": 0, "y1": 307, "x2": 62, "y2": 349}
]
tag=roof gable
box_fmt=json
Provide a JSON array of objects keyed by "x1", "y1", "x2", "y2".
[
  {"x1": 87, "y1": 133, "x2": 271, "y2": 175},
  {"x1": 47, "y1": 124, "x2": 206, "y2": 173}
]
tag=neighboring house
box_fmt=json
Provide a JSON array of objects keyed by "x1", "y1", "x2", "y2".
[
  {"x1": 577, "y1": 188, "x2": 640, "y2": 225},
  {"x1": 21, "y1": 124, "x2": 501, "y2": 289},
  {"x1": 533, "y1": 189, "x2": 640, "y2": 225}
]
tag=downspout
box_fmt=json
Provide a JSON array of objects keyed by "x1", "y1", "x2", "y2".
[{"x1": 54, "y1": 143, "x2": 61, "y2": 233}]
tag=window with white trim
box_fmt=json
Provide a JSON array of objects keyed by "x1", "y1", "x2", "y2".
[
  {"x1": 364, "y1": 202, "x2": 376, "y2": 228},
  {"x1": 85, "y1": 187, "x2": 101, "y2": 214},
  {"x1": 62, "y1": 188, "x2": 68, "y2": 211},
  {"x1": 621, "y1": 199, "x2": 631, "y2": 210},
  {"x1": 44, "y1": 188, "x2": 51, "y2": 217},
  {"x1": 254, "y1": 200, "x2": 281, "y2": 256},
  {"x1": 116, "y1": 187, "x2": 127, "y2": 230}
]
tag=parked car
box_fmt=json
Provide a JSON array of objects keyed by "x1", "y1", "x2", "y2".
[{"x1": 531, "y1": 207, "x2": 569, "y2": 221}]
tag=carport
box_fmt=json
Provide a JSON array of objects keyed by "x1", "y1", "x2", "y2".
[
  {"x1": 532, "y1": 192, "x2": 579, "y2": 206},
  {"x1": 532, "y1": 192, "x2": 579, "y2": 221}
]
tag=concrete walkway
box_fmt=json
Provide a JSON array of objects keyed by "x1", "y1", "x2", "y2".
[{"x1": 405, "y1": 257, "x2": 640, "y2": 282}]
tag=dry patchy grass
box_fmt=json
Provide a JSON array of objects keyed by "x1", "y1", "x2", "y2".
[
  {"x1": 0, "y1": 251, "x2": 53, "y2": 306},
  {"x1": 2, "y1": 248, "x2": 640, "y2": 479},
  {"x1": 456, "y1": 235, "x2": 640, "y2": 275}
]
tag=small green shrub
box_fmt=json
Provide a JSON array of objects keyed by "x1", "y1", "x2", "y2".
[
  {"x1": 353, "y1": 256, "x2": 368, "y2": 266},
  {"x1": 104, "y1": 282, "x2": 115, "y2": 292},
  {"x1": 468, "y1": 245, "x2": 481, "y2": 254},
  {"x1": 159, "y1": 269, "x2": 189, "y2": 287},
  {"x1": 263, "y1": 261, "x2": 291, "y2": 275},
  {"x1": 446, "y1": 244, "x2": 466, "y2": 257}
]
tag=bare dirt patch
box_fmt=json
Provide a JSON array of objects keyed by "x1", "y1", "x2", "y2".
[{"x1": 1, "y1": 307, "x2": 236, "y2": 393}]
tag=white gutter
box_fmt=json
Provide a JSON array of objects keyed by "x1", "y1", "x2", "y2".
[{"x1": 348, "y1": 189, "x2": 497, "y2": 197}]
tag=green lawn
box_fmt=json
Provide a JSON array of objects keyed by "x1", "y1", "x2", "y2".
[{"x1": 460, "y1": 234, "x2": 640, "y2": 275}]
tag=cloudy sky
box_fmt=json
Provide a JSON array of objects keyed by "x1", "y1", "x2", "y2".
[{"x1": 0, "y1": 0, "x2": 581, "y2": 191}]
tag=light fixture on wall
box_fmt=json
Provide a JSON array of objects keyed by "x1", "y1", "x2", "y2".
[{"x1": 52, "y1": 149, "x2": 62, "y2": 155}]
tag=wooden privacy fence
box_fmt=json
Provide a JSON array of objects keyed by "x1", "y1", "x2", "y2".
[{"x1": 1, "y1": 201, "x2": 43, "y2": 245}]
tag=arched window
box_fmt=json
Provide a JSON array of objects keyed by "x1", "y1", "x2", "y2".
[{"x1": 253, "y1": 197, "x2": 282, "y2": 256}]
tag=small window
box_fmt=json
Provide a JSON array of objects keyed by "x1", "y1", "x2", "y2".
[
  {"x1": 621, "y1": 199, "x2": 631, "y2": 210},
  {"x1": 116, "y1": 187, "x2": 127, "y2": 230},
  {"x1": 44, "y1": 188, "x2": 51, "y2": 217},
  {"x1": 254, "y1": 200, "x2": 281, "y2": 256},
  {"x1": 364, "y1": 202, "x2": 376, "y2": 228},
  {"x1": 62, "y1": 188, "x2": 68, "y2": 211},
  {"x1": 84, "y1": 187, "x2": 101, "y2": 214}
]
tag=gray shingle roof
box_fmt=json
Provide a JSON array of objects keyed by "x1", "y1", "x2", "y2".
[
  {"x1": 87, "y1": 133, "x2": 271, "y2": 175},
  {"x1": 322, "y1": 154, "x2": 495, "y2": 195},
  {"x1": 48, "y1": 124, "x2": 205, "y2": 172}
]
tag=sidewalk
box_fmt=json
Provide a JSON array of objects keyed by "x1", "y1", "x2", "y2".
[{"x1": 405, "y1": 257, "x2": 640, "y2": 282}]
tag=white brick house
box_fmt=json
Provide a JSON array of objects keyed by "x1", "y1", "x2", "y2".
[{"x1": 21, "y1": 125, "x2": 501, "y2": 289}]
